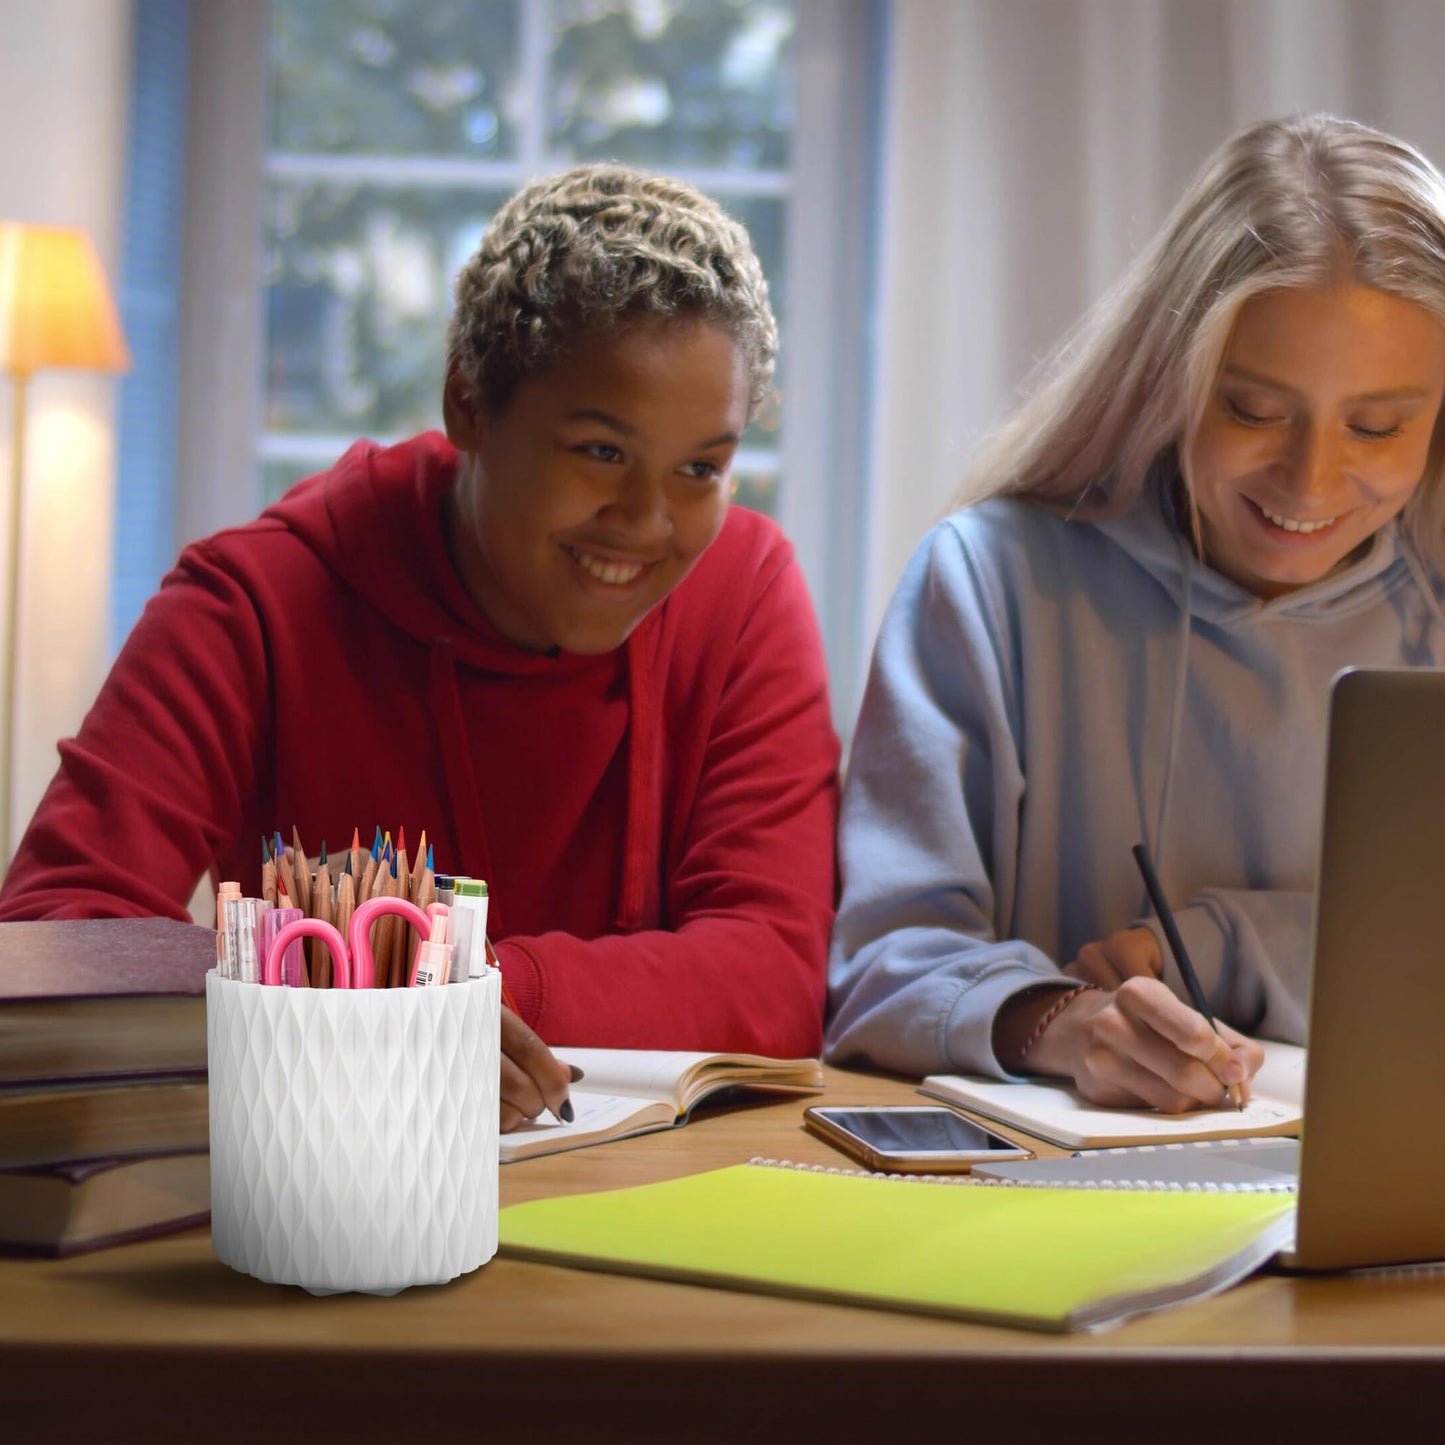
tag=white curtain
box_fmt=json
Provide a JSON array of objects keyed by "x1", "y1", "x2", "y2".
[
  {"x1": 858, "y1": 0, "x2": 1445, "y2": 699},
  {"x1": 0, "y1": 0, "x2": 133, "y2": 862}
]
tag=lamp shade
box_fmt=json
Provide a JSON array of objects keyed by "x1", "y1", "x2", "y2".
[{"x1": 0, "y1": 223, "x2": 130, "y2": 378}]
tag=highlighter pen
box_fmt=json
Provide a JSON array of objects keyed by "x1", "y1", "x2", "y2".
[
  {"x1": 451, "y1": 879, "x2": 491, "y2": 981},
  {"x1": 216, "y1": 882, "x2": 242, "y2": 978},
  {"x1": 1131, "y1": 843, "x2": 1244, "y2": 1110}
]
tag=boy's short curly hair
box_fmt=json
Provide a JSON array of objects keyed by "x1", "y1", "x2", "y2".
[{"x1": 446, "y1": 163, "x2": 777, "y2": 418}]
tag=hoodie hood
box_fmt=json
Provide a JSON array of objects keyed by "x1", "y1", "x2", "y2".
[
  {"x1": 262, "y1": 431, "x2": 656, "y2": 931},
  {"x1": 1094, "y1": 460, "x2": 1445, "y2": 882},
  {"x1": 1095, "y1": 462, "x2": 1423, "y2": 630},
  {"x1": 264, "y1": 430, "x2": 591, "y2": 675}
]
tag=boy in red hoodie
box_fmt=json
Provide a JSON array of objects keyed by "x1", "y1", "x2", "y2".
[{"x1": 0, "y1": 165, "x2": 840, "y2": 1129}]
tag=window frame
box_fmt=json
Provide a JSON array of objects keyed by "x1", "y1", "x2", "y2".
[{"x1": 172, "y1": 0, "x2": 880, "y2": 728}]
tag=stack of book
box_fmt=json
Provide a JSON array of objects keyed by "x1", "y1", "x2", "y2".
[{"x1": 0, "y1": 917, "x2": 213, "y2": 1257}]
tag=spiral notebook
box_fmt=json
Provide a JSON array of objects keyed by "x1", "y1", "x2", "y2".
[
  {"x1": 970, "y1": 1138, "x2": 1300, "y2": 1192},
  {"x1": 498, "y1": 1158, "x2": 1296, "y2": 1333}
]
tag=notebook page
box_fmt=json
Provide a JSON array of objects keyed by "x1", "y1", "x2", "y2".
[{"x1": 919, "y1": 1051, "x2": 1304, "y2": 1150}]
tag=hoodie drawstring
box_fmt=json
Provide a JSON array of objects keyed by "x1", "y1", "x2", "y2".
[
  {"x1": 1400, "y1": 534, "x2": 1445, "y2": 628},
  {"x1": 1146, "y1": 531, "x2": 1194, "y2": 889},
  {"x1": 427, "y1": 631, "x2": 655, "y2": 937},
  {"x1": 616, "y1": 624, "x2": 656, "y2": 932},
  {"x1": 428, "y1": 638, "x2": 498, "y2": 921}
]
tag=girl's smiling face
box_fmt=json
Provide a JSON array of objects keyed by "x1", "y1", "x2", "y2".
[
  {"x1": 444, "y1": 317, "x2": 749, "y2": 655},
  {"x1": 1185, "y1": 283, "x2": 1445, "y2": 599}
]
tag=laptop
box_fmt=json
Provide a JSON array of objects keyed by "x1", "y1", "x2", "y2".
[
  {"x1": 1280, "y1": 665, "x2": 1445, "y2": 1270},
  {"x1": 973, "y1": 668, "x2": 1445, "y2": 1269}
]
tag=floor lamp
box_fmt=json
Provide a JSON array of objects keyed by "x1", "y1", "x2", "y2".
[{"x1": 0, "y1": 224, "x2": 130, "y2": 871}]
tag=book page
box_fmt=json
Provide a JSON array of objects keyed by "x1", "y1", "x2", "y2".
[
  {"x1": 498, "y1": 1090, "x2": 676, "y2": 1163},
  {"x1": 551, "y1": 1050, "x2": 715, "y2": 1109},
  {"x1": 551, "y1": 1049, "x2": 824, "y2": 1115}
]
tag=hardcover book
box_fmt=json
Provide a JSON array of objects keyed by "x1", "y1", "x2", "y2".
[{"x1": 0, "y1": 917, "x2": 213, "y2": 1085}]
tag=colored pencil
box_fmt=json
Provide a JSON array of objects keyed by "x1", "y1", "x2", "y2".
[
  {"x1": 333, "y1": 853, "x2": 356, "y2": 986},
  {"x1": 290, "y1": 825, "x2": 313, "y2": 916},
  {"x1": 388, "y1": 848, "x2": 411, "y2": 989},
  {"x1": 359, "y1": 834, "x2": 380, "y2": 907},
  {"x1": 273, "y1": 830, "x2": 299, "y2": 915},
  {"x1": 310, "y1": 841, "x2": 334, "y2": 989},
  {"x1": 261, "y1": 835, "x2": 277, "y2": 908},
  {"x1": 373, "y1": 849, "x2": 399, "y2": 988},
  {"x1": 409, "y1": 843, "x2": 436, "y2": 983}
]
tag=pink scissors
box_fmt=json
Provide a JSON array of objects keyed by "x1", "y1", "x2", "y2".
[{"x1": 262, "y1": 897, "x2": 443, "y2": 988}]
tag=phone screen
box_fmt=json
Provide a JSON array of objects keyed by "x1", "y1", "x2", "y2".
[{"x1": 816, "y1": 1108, "x2": 1018, "y2": 1155}]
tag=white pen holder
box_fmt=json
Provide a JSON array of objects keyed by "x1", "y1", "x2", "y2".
[{"x1": 206, "y1": 970, "x2": 500, "y2": 1296}]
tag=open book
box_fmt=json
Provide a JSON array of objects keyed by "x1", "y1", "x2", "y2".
[
  {"x1": 500, "y1": 1049, "x2": 824, "y2": 1163},
  {"x1": 499, "y1": 1160, "x2": 1296, "y2": 1332},
  {"x1": 919, "y1": 1040, "x2": 1305, "y2": 1150}
]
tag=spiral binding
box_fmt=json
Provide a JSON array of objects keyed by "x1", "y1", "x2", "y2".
[
  {"x1": 746, "y1": 1157, "x2": 1296, "y2": 1192},
  {"x1": 748, "y1": 1157, "x2": 985, "y2": 1186}
]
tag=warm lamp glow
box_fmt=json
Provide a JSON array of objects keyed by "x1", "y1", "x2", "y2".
[
  {"x1": 1, "y1": 222, "x2": 130, "y2": 872},
  {"x1": 0, "y1": 224, "x2": 131, "y2": 378}
]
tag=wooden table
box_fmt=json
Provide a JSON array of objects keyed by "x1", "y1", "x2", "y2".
[{"x1": 5, "y1": 1066, "x2": 1445, "y2": 1443}]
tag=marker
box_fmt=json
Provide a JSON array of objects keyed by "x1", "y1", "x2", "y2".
[{"x1": 450, "y1": 878, "x2": 490, "y2": 983}]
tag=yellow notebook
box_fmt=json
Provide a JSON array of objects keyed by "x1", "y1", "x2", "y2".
[{"x1": 499, "y1": 1160, "x2": 1296, "y2": 1333}]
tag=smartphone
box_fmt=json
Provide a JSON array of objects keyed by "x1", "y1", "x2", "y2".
[{"x1": 803, "y1": 1105, "x2": 1034, "y2": 1174}]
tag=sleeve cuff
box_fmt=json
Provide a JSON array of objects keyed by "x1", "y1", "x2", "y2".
[
  {"x1": 491, "y1": 938, "x2": 544, "y2": 1028},
  {"x1": 943, "y1": 965, "x2": 1078, "y2": 1081}
]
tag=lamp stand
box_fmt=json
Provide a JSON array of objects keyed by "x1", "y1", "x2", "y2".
[{"x1": 2, "y1": 370, "x2": 27, "y2": 872}]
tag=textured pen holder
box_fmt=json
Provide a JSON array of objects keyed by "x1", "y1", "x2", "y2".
[{"x1": 206, "y1": 970, "x2": 500, "y2": 1296}]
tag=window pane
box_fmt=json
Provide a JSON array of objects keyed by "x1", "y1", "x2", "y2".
[
  {"x1": 264, "y1": 181, "x2": 510, "y2": 437},
  {"x1": 261, "y1": 457, "x2": 329, "y2": 510},
  {"x1": 268, "y1": 0, "x2": 522, "y2": 157},
  {"x1": 549, "y1": 0, "x2": 794, "y2": 169},
  {"x1": 733, "y1": 460, "x2": 778, "y2": 516}
]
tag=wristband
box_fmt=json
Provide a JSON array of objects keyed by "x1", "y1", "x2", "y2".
[{"x1": 1017, "y1": 983, "x2": 1099, "y2": 1063}]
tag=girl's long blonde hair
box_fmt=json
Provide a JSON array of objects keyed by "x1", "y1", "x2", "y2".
[{"x1": 958, "y1": 114, "x2": 1445, "y2": 569}]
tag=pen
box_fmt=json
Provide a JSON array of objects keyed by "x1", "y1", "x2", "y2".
[{"x1": 1130, "y1": 843, "x2": 1244, "y2": 1111}]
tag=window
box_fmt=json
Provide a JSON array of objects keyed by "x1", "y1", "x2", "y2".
[
  {"x1": 260, "y1": 0, "x2": 794, "y2": 514},
  {"x1": 162, "y1": 0, "x2": 879, "y2": 725}
]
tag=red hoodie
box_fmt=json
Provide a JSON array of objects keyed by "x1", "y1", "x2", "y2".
[{"x1": 0, "y1": 434, "x2": 839, "y2": 1056}]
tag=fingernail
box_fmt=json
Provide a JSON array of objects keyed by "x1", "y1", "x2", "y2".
[
  {"x1": 559, "y1": 1098, "x2": 574, "y2": 1124},
  {"x1": 569, "y1": 1064, "x2": 586, "y2": 1083}
]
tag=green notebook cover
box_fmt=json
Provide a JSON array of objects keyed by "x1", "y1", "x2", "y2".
[{"x1": 499, "y1": 1162, "x2": 1296, "y2": 1333}]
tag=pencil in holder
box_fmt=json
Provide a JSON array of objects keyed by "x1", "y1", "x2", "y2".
[{"x1": 206, "y1": 966, "x2": 501, "y2": 1295}]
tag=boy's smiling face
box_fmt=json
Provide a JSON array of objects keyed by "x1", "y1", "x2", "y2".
[{"x1": 444, "y1": 317, "x2": 750, "y2": 655}]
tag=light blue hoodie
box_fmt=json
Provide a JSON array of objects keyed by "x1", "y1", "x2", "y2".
[{"x1": 826, "y1": 470, "x2": 1445, "y2": 1079}]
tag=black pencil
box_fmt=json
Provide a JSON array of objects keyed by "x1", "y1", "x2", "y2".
[{"x1": 1131, "y1": 843, "x2": 1244, "y2": 1110}]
